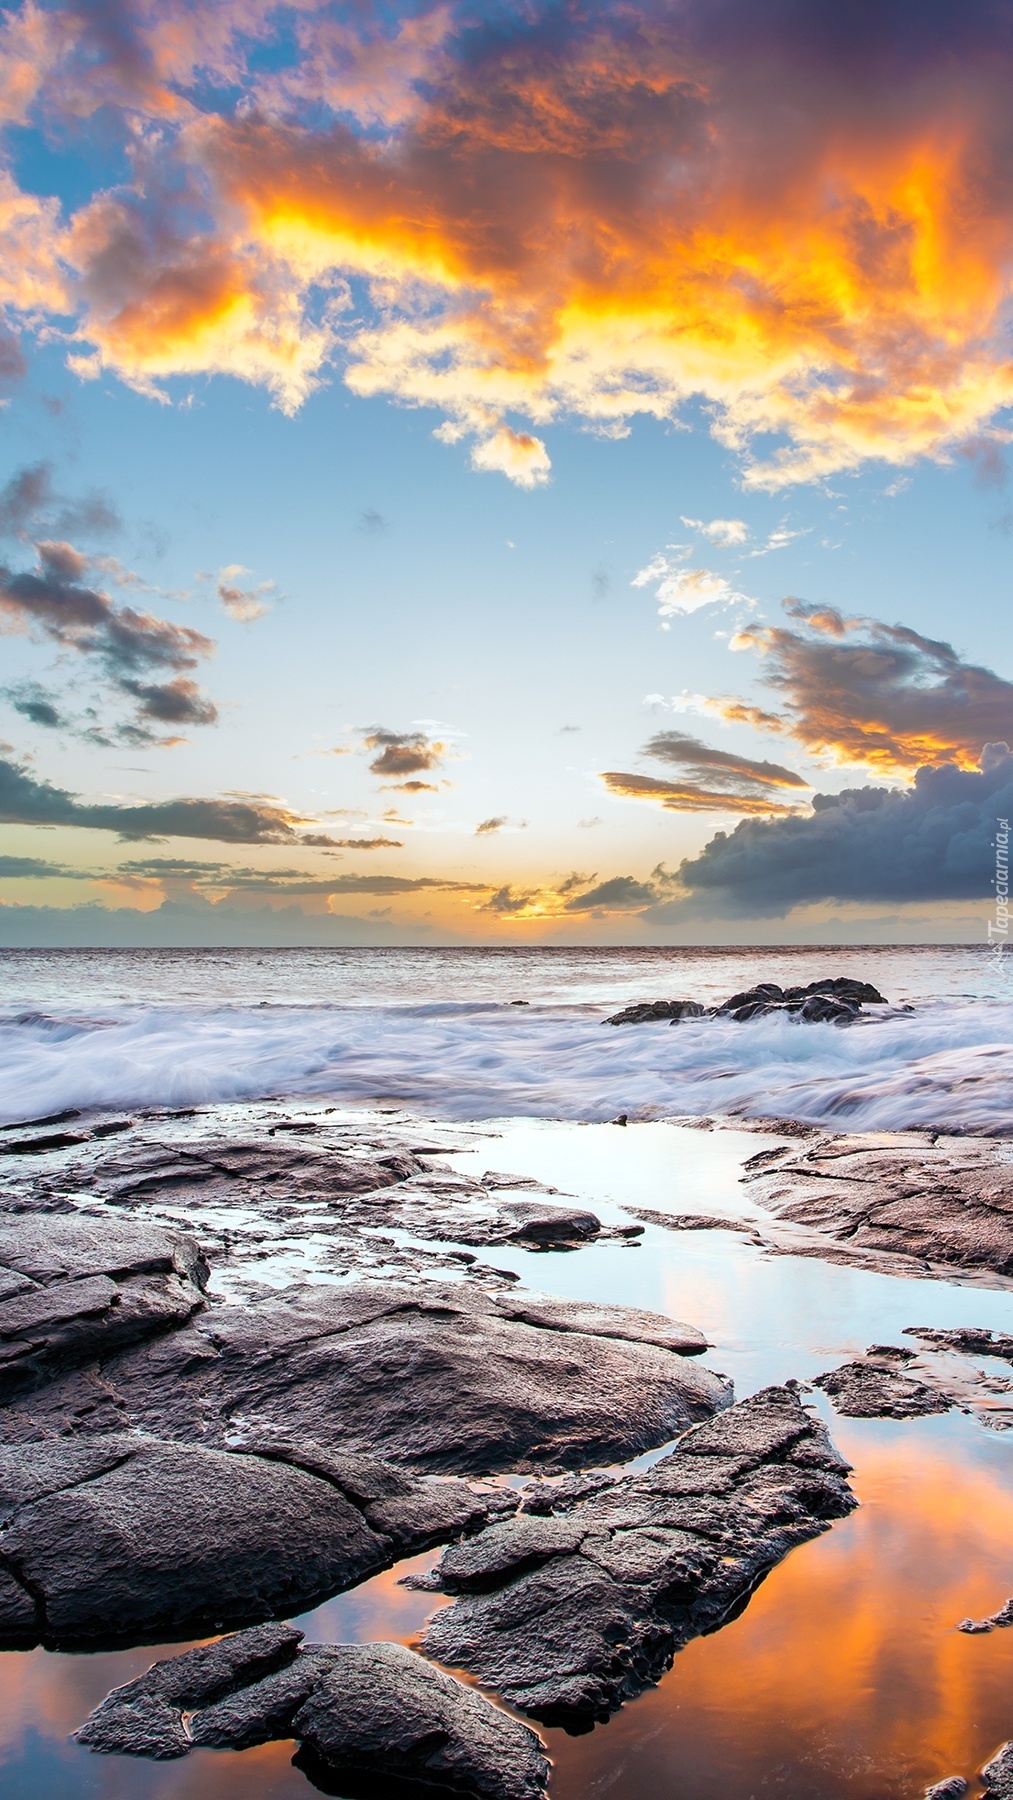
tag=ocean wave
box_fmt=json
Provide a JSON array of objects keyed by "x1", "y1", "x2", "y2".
[{"x1": 0, "y1": 998, "x2": 1011, "y2": 1133}]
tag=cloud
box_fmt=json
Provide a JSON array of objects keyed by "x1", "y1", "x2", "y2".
[
  {"x1": 0, "y1": 855, "x2": 88, "y2": 879},
  {"x1": 4, "y1": 680, "x2": 65, "y2": 729},
  {"x1": 601, "y1": 727, "x2": 808, "y2": 815},
  {"x1": 672, "y1": 745, "x2": 1013, "y2": 915},
  {"x1": 728, "y1": 602, "x2": 1013, "y2": 772},
  {"x1": 0, "y1": 462, "x2": 120, "y2": 543},
  {"x1": 361, "y1": 725, "x2": 448, "y2": 785},
  {"x1": 475, "y1": 816, "x2": 507, "y2": 836},
  {"x1": 563, "y1": 875, "x2": 660, "y2": 912},
  {"x1": 681, "y1": 517, "x2": 748, "y2": 547},
  {"x1": 0, "y1": 535, "x2": 218, "y2": 743},
  {"x1": 12, "y1": 5, "x2": 1013, "y2": 484},
  {"x1": 632, "y1": 552, "x2": 748, "y2": 618},
  {"x1": 0, "y1": 753, "x2": 342, "y2": 846},
  {"x1": 601, "y1": 770, "x2": 803, "y2": 816},
  {"x1": 216, "y1": 564, "x2": 273, "y2": 621},
  {"x1": 468, "y1": 427, "x2": 550, "y2": 488}
]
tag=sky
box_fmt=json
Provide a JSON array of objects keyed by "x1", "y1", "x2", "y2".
[{"x1": 0, "y1": 0, "x2": 1011, "y2": 947}]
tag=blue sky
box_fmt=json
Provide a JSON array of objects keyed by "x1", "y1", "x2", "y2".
[{"x1": 0, "y1": 0, "x2": 1011, "y2": 944}]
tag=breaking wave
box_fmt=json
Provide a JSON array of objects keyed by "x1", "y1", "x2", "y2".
[{"x1": 0, "y1": 997, "x2": 1011, "y2": 1134}]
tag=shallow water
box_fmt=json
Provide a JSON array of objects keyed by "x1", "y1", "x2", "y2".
[{"x1": 3, "y1": 1116, "x2": 1013, "y2": 1799}]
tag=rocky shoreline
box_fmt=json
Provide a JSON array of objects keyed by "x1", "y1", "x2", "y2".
[{"x1": 2, "y1": 1086, "x2": 1012, "y2": 1794}]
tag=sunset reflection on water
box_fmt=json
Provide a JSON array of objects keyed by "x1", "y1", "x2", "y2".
[{"x1": 3, "y1": 1419, "x2": 1013, "y2": 1800}]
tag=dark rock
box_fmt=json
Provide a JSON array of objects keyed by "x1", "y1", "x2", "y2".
[
  {"x1": 2, "y1": 1132, "x2": 92, "y2": 1154},
  {"x1": 744, "y1": 1133, "x2": 1013, "y2": 1277},
  {"x1": 606, "y1": 976, "x2": 885, "y2": 1029},
  {"x1": 75, "y1": 1622, "x2": 305, "y2": 1755},
  {"x1": 0, "y1": 1216, "x2": 208, "y2": 1400},
  {"x1": 421, "y1": 1386, "x2": 856, "y2": 1727},
  {"x1": 0, "y1": 1436, "x2": 387, "y2": 1648},
  {"x1": 0, "y1": 1110, "x2": 82, "y2": 1133},
  {"x1": 957, "y1": 1596, "x2": 1013, "y2": 1633},
  {"x1": 814, "y1": 1348, "x2": 952, "y2": 1418},
  {"x1": 924, "y1": 1780, "x2": 968, "y2": 1799},
  {"x1": 78, "y1": 1635, "x2": 551, "y2": 1800},
  {"x1": 6, "y1": 1279, "x2": 727, "y2": 1476},
  {"x1": 982, "y1": 1741, "x2": 1013, "y2": 1798},
  {"x1": 605, "y1": 1000, "x2": 708, "y2": 1026},
  {"x1": 292, "y1": 1643, "x2": 549, "y2": 1800},
  {"x1": 907, "y1": 1326, "x2": 1013, "y2": 1361},
  {"x1": 78, "y1": 1134, "x2": 425, "y2": 1207},
  {"x1": 623, "y1": 1207, "x2": 761, "y2": 1237}
]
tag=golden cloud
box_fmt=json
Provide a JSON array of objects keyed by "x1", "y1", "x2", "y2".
[{"x1": 7, "y1": 5, "x2": 1013, "y2": 482}]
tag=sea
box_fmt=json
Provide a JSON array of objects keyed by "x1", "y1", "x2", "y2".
[
  {"x1": 0, "y1": 942, "x2": 1010, "y2": 1132},
  {"x1": 2, "y1": 942, "x2": 1013, "y2": 1800}
]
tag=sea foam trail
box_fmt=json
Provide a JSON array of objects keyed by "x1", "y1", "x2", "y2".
[{"x1": 0, "y1": 1000, "x2": 1011, "y2": 1134}]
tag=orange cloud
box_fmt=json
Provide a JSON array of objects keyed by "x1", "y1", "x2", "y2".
[
  {"x1": 7, "y1": 4, "x2": 1013, "y2": 482},
  {"x1": 728, "y1": 604, "x2": 1013, "y2": 773}
]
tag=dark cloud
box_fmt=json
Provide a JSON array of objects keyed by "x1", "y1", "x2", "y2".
[
  {"x1": 0, "y1": 463, "x2": 120, "y2": 543},
  {"x1": 0, "y1": 538, "x2": 217, "y2": 743},
  {"x1": 673, "y1": 744, "x2": 1013, "y2": 915},
  {"x1": 481, "y1": 885, "x2": 538, "y2": 914},
  {"x1": 0, "y1": 754, "x2": 338, "y2": 846},
  {"x1": 0, "y1": 856, "x2": 87, "y2": 879},
  {"x1": 329, "y1": 837, "x2": 403, "y2": 849},
  {"x1": 117, "y1": 678, "x2": 219, "y2": 727},
  {"x1": 362, "y1": 726, "x2": 447, "y2": 782},
  {"x1": 4, "y1": 682, "x2": 66, "y2": 729},
  {"x1": 475, "y1": 816, "x2": 507, "y2": 834},
  {"x1": 563, "y1": 875, "x2": 660, "y2": 912},
  {"x1": 113, "y1": 856, "x2": 484, "y2": 896},
  {"x1": 356, "y1": 508, "x2": 388, "y2": 532},
  {"x1": 0, "y1": 326, "x2": 27, "y2": 389},
  {"x1": 730, "y1": 604, "x2": 1013, "y2": 771}
]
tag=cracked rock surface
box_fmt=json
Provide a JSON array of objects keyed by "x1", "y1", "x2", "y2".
[
  {"x1": 2, "y1": 1274, "x2": 725, "y2": 1473},
  {"x1": 0, "y1": 1216, "x2": 207, "y2": 1400},
  {"x1": 815, "y1": 1328, "x2": 1013, "y2": 1431},
  {"x1": 77, "y1": 1631, "x2": 550, "y2": 1800},
  {"x1": 418, "y1": 1384, "x2": 856, "y2": 1727},
  {"x1": 743, "y1": 1132, "x2": 1013, "y2": 1277}
]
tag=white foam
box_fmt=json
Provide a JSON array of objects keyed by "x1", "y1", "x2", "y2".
[{"x1": 1, "y1": 999, "x2": 1011, "y2": 1133}]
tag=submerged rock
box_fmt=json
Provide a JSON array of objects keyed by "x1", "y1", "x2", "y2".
[
  {"x1": 814, "y1": 1347, "x2": 952, "y2": 1418},
  {"x1": 77, "y1": 1635, "x2": 551, "y2": 1800},
  {"x1": 420, "y1": 1385, "x2": 856, "y2": 1728},
  {"x1": 4, "y1": 1277, "x2": 726, "y2": 1476}
]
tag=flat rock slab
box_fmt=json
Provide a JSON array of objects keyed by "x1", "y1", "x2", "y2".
[
  {"x1": 420, "y1": 1385, "x2": 856, "y2": 1727},
  {"x1": 744, "y1": 1133, "x2": 1013, "y2": 1278},
  {"x1": 4, "y1": 1279, "x2": 727, "y2": 1475},
  {"x1": 76, "y1": 1634, "x2": 550, "y2": 1800},
  {"x1": 0, "y1": 1215, "x2": 207, "y2": 1401},
  {"x1": 0, "y1": 1430, "x2": 516, "y2": 1649}
]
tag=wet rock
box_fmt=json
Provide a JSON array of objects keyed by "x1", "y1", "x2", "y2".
[
  {"x1": 0, "y1": 1216, "x2": 208, "y2": 1399},
  {"x1": 5, "y1": 1279, "x2": 727, "y2": 1476},
  {"x1": 623, "y1": 1207, "x2": 761, "y2": 1238},
  {"x1": 0, "y1": 1436, "x2": 387, "y2": 1648},
  {"x1": 293, "y1": 1643, "x2": 549, "y2": 1800},
  {"x1": 605, "y1": 976, "x2": 885, "y2": 1029},
  {"x1": 744, "y1": 1133, "x2": 1013, "y2": 1276},
  {"x1": 982, "y1": 1741, "x2": 1013, "y2": 1798},
  {"x1": 75, "y1": 1622, "x2": 304, "y2": 1756},
  {"x1": 78, "y1": 1635, "x2": 551, "y2": 1800},
  {"x1": 957, "y1": 1596, "x2": 1013, "y2": 1634},
  {"x1": 816, "y1": 1335, "x2": 1013, "y2": 1432},
  {"x1": 924, "y1": 1779, "x2": 968, "y2": 1799},
  {"x1": 605, "y1": 1000, "x2": 708, "y2": 1025},
  {"x1": 421, "y1": 1386, "x2": 856, "y2": 1727},
  {"x1": 814, "y1": 1347, "x2": 952, "y2": 1418}
]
